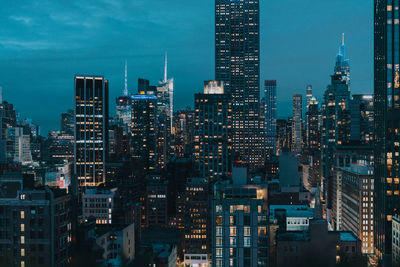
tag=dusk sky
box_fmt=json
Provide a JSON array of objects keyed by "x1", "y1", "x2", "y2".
[{"x1": 0, "y1": 0, "x2": 372, "y2": 134}]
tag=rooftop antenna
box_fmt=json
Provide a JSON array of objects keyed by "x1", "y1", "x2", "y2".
[
  {"x1": 123, "y1": 60, "x2": 128, "y2": 96},
  {"x1": 164, "y1": 52, "x2": 168, "y2": 83}
]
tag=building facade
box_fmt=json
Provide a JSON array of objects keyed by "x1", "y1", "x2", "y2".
[
  {"x1": 74, "y1": 76, "x2": 109, "y2": 187},
  {"x1": 350, "y1": 94, "x2": 374, "y2": 143},
  {"x1": 374, "y1": 0, "x2": 400, "y2": 260},
  {"x1": 292, "y1": 94, "x2": 302, "y2": 152},
  {"x1": 215, "y1": 0, "x2": 263, "y2": 168},
  {"x1": 264, "y1": 80, "x2": 277, "y2": 156},
  {"x1": 194, "y1": 81, "x2": 232, "y2": 181}
]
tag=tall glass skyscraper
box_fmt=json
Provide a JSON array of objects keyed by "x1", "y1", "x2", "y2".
[
  {"x1": 74, "y1": 76, "x2": 109, "y2": 188},
  {"x1": 264, "y1": 80, "x2": 277, "y2": 155},
  {"x1": 374, "y1": 0, "x2": 400, "y2": 262},
  {"x1": 215, "y1": 0, "x2": 263, "y2": 167}
]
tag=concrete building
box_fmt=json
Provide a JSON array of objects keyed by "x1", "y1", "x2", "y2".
[
  {"x1": 276, "y1": 220, "x2": 361, "y2": 267},
  {"x1": 269, "y1": 205, "x2": 314, "y2": 232},
  {"x1": 145, "y1": 175, "x2": 168, "y2": 228},
  {"x1": 211, "y1": 182, "x2": 268, "y2": 267},
  {"x1": 292, "y1": 94, "x2": 302, "y2": 152},
  {"x1": 393, "y1": 214, "x2": 400, "y2": 266},
  {"x1": 82, "y1": 187, "x2": 117, "y2": 225},
  {"x1": 0, "y1": 172, "x2": 73, "y2": 267}
]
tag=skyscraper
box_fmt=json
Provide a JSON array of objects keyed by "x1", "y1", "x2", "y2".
[
  {"x1": 116, "y1": 61, "x2": 131, "y2": 126},
  {"x1": 292, "y1": 94, "x2": 302, "y2": 152},
  {"x1": 321, "y1": 35, "x2": 351, "y2": 202},
  {"x1": 350, "y1": 94, "x2": 374, "y2": 143},
  {"x1": 131, "y1": 94, "x2": 158, "y2": 171},
  {"x1": 374, "y1": 0, "x2": 400, "y2": 261},
  {"x1": 306, "y1": 85, "x2": 313, "y2": 108},
  {"x1": 264, "y1": 80, "x2": 277, "y2": 155},
  {"x1": 74, "y1": 76, "x2": 109, "y2": 187},
  {"x1": 215, "y1": 0, "x2": 263, "y2": 167},
  {"x1": 306, "y1": 98, "x2": 321, "y2": 152},
  {"x1": 194, "y1": 81, "x2": 232, "y2": 180}
]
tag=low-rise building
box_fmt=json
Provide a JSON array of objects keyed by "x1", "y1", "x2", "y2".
[
  {"x1": 269, "y1": 205, "x2": 314, "y2": 232},
  {"x1": 82, "y1": 187, "x2": 117, "y2": 224}
]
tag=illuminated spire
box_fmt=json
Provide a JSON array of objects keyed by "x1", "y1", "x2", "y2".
[
  {"x1": 342, "y1": 32, "x2": 345, "y2": 46},
  {"x1": 164, "y1": 52, "x2": 167, "y2": 83},
  {"x1": 123, "y1": 60, "x2": 128, "y2": 96}
]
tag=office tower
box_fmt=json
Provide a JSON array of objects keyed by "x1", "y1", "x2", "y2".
[
  {"x1": 61, "y1": 109, "x2": 74, "y2": 136},
  {"x1": 116, "y1": 61, "x2": 132, "y2": 126},
  {"x1": 131, "y1": 94, "x2": 157, "y2": 171},
  {"x1": 157, "y1": 53, "x2": 174, "y2": 134},
  {"x1": 321, "y1": 36, "x2": 351, "y2": 203},
  {"x1": 194, "y1": 81, "x2": 232, "y2": 180},
  {"x1": 374, "y1": 0, "x2": 400, "y2": 261},
  {"x1": 173, "y1": 108, "x2": 195, "y2": 158},
  {"x1": 145, "y1": 175, "x2": 168, "y2": 228},
  {"x1": 74, "y1": 76, "x2": 108, "y2": 188},
  {"x1": 340, "y1": 161, "x2": 374, "y2": 254},
  {"x1": 6, "y1": 127, "x2": 32, "y2": 165},
  {"x1": 306, "y1": 85, "x2": 313, "y2": 108},
  {"x1": 264, "y1": 80, "x2": 277, "y2": 155},
  {"x1": 0, "y1": 98, "x2": 17, "y2": 163},
  {"x1": 306, "y1": 97, "x2": 321, "y2": 152},
  {"x1": 0, "y1": 172, "x2": 72, "y2": 267},
  {"x1": 211, "y1": 182, "x2": 268, "y2": 267},
  {"x1": 350, "y1": 94, "x2": 374, "y2": 143},
  {"x1": 183, "y1": 177, "x2": 210, "y2": 267},
  {"x1": 292, "y1": 94, "x2": 302, "y2": 152},
  {"x1": 215, "y1": 0, "x2": 263, "y2": 168},
  {"x1": 331, "y1": 144, "x2": 373, "y2": 232}
]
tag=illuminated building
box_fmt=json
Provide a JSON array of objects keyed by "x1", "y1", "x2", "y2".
[
  {"x1": 145, "y1": 174, "x2": 168, "y2": 228},
  {"x1": 292, "y1": 94, "x2": 303, "y2": 152},
  {"x1": 183, "y1": 177, "x2": 210, "y2": 267},
  {"x1": 339, "y1": 162, "x2": 374, "y2": 254},
  {"x1": 82, "y1": 187, "x2": 117, "y2": 225},
  {"x1": 215, "y1": 0, "x2": 264, "y2": 168},
  {"x1": 321, "y1": 35, "x2": 351, "y2": 208},
  {"x1": 306, "y1": 85, "x2": 313, "y2": 108},
  {"x1": 374, "y1": 0, "x2": 400, "y2": 261},
  {"x1": 0, "y1": 97, "x2": 17, "y2": 163},
  {"x1": 173, "y1": 108, "x2": 195, "y2": 158},
  {"x1": 211, "y1": 181, "x2": 268, "y2": 267},
  {"x1": 74, "y1": 76, "x2": 109, "y2": 187},
  {"x1": 6, "y1": 127, "x2": 32, "y2": 165},
  {"x1": 0, "y1": 172, "x2": 72, "y2": 267},
  {"x1": 350, "y1": 94, "x2": 374, "y2": 143},
  {"x1": 264, "y1": 80, "x2": 277, "y2": 155},
  {"x1": 116, "y1": 61, "x2": 132, "y2": 126},
  {"x1": 306, "y1": 97, "x2": 321, "y2": 152},
  {"x1": 61, "y1": 109, "x2": 74, "y2": 136},
  {"x1": 131, "y1": 94, "x2": 157, "y2": 171},
  {"x1": 194, "y1": 81, "x2": 232, "y2": 180}
]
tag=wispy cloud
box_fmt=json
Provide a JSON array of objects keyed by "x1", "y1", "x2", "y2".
[
  {"x1": 0, "y1": 39, "x2": 54, "y2": 50},
  {"x1": 9, "y1": 15, "x2": 33, "y2": 25}
]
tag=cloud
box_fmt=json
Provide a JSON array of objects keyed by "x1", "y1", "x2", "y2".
[
  {"x1": 0, "y1": 39, "x2": 54, "y2": 50},
  {"x1": 9, "y1": 15, "x2": 33, "y2": 25}
]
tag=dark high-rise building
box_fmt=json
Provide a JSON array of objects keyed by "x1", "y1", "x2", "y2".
[
  {"x1": 74, "y1": 76, "x2": 109, "y2": 187},
  {"x1": 183, "y1": 177, "x2": 210, "y2": 266},
  {"x1": 276, "y1": 119, "x2": 288, "y2": 154},
  {"x1": 61, "y1": 109, "x2": 74, "y2": 136},
  {"x1": 194, "y1": 81, "x2": 232, "y2": 181},
  {"x1": 292, "y1": 94, "x2": 303, "y2": 152},
  {"x1": 306, "y1": 85, "x2": 313, "y2": 108},
  {"x1": 215, "y1": 0, "x2": 263, "y2": 168},
  {"x1": 350, "y1": 94, "x2": 374, "y2": 143},
  {"x1": 0, "y1": 172, "x2": 72, "y2": 267},
  {"x1": 264, "y1": 80, "x2": 277, "y2": 156},
  {"x1": 321, "y1": 36, "x2": 351, "y2": 200},
  {"x1": 131, "y1": 94, "x2": 157, "y2": 171},
  {"x1": 374, "y1": 0, "x2": 400, "y2": 261},
  {"x1": 306, "y1": 98, "x2": 321, "y2": 152},
  {"x1": 173, "y1": 108, "x2": 195, "y2": 158}
]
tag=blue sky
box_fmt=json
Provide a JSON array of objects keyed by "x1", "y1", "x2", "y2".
[{"x1": 0, "y1": 0, "x2": 372, "y2": 134}]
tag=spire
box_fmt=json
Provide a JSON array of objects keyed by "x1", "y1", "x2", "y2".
[
  {"x1": 0, "y1": 86, "x2": 2, "y2": 103},
  {"x1": 342, "y1": 32, "x2": 345, "y2": 45},
  {"x1": 164, "y1": 52, "x2": 168, "y2": 83},
  {"x1": 123, "y1": 60, "x2": 128, "y2": 96}
]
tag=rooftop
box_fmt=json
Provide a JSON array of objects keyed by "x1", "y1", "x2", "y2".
[{"x1": 340, "y1": 232, "x2": 358, "y2": 242}]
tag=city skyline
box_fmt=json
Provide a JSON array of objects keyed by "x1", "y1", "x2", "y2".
[{"x1": 0, "y1": 0, "x2": 372, "y2": 134}]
